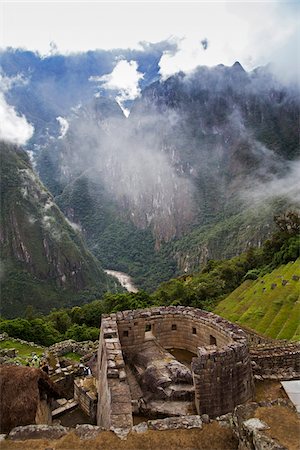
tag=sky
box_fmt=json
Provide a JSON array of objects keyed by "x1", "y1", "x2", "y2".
[
  {"x1": 0, "y1": 1, "x2": 299, "y2": 145},
  {"x1": 0, "y1": 1, "x2": 299, "y2": 74}
]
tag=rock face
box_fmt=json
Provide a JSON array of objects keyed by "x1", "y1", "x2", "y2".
[
  {"x1": 0, "y1": 142, "x2": 116, "y2": 317},
  {"x1": 129, "y1": 340, "x2": 194, "y2": 401}
]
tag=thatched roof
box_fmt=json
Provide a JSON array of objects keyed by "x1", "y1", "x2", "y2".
[{"x1": 0, "y1": 365, "x2": 60, "y2": 433}]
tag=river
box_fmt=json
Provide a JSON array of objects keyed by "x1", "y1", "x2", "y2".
[{"x1": 105, "y1": 270, "x2": 138, "y2": 293}]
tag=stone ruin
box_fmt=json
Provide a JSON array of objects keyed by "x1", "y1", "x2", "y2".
[
  {"x1": 97, "y1": 306, "x2": 255, "y2": 432},
  {"x1": 1, "y1": 307, "x2": 300, "y2": 447}
]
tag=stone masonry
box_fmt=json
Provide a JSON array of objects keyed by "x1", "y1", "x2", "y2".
[
  {"x1": 97, "y1": 306, "x2": 254, "y2": 430},
  {"x1": 96, "y1": 314, "x2": 133, "y2": 432}
]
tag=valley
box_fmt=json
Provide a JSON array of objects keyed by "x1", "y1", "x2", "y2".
[{"x1": 1, "y1": 4, "x2": 300, "y2": 448}]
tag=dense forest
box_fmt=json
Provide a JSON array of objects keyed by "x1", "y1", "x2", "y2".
[{"x1": 1, "y1": 211, "x2": 298, "y2": 346}]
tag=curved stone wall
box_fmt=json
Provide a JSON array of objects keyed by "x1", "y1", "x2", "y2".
[
  {"x1": 117, "y1": 306, "x2": 237, "y2": 353},
  {"x1": 97, "y1": 306, "x2": 254, "y2": 429}
]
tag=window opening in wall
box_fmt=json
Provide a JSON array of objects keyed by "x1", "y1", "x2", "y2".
[
  {"x1": 144, "y1": 323, "x2": 154, "y2": 340},
  {"x1": 210, "y1": 335, "x2": 217, "y2": 345},
  {"x1": 123, "y1": 330, "x2": 129, "y2": 337},
  {"x1": 172, "y1": 324, "x2": 177, "y2": 330},
  {"x1": 104, "y1": 333, "x2": 115, "y2": 339},
  {"x1": 192, "y1": 327, "x2": 197, "y2": 335}
]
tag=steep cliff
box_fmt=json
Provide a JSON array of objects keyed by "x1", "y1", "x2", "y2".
[
  {"x1": 0, "y1": 142, "x2": 117, "y2": 317},
  {"x1": 48, "y1": 64, "x2": 299, "y2": 288}
]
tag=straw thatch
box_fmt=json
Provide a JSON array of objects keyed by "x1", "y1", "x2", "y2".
[{"x1": 0, "y1": 365, "x2": 60, "y2": 433}]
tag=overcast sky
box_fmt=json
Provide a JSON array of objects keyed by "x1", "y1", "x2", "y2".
[
  {"x1": 0, "y1": 1, "x2": 299, "y2": 74},
  {"x1": 0, "y1": 1, "x2": 299, "y2": 146}
]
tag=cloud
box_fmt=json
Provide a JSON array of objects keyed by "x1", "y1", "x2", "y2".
[
  {"x1": 0, "y1": 74, "x2": 34, "y2": 145},
  {"x1": 243, "y1": 160, "x2": 300, "y2": 207},
  {"x1": 0, "y1": 73, "x2": 29, "y2": 92},
  {"x1": 158, "y1": 3, "x2": 299, "y2": 84},
  {"x1": 56, "y1": 116, "x2": 69, "y2": 139},
  {"x1": 90, "y1": 60, "x2": 144, "y2": 116},
  {"x1": 0, "y1": 92, "x2": 34, "y2": 145},
  {"x1": 159, "y1": 36, "x2": 213, "y2": 79}
]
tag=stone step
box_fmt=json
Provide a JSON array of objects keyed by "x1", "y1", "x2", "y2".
[
  {"x1": 52, "y1": 400, "x2": 78, "y2": 418},
  {"x1": 144, "y1": 400, "x2": 197, "y2": 417}
]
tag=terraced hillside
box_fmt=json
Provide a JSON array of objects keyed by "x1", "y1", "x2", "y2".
[{"x1": 215, "y1": 259, "x2": 300, "y2": 341}]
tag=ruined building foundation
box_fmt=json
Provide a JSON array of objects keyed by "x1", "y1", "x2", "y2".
[{"x1": 97, "y1": 306, "x2": 254, "y2": 431}]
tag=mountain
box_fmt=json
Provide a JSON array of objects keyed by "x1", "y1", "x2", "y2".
[
  {"x1": 0, "y1": 44, "x2": 170, "y2": 152},
  {"x1": 1, "y1": 54, "x2": 299, "y2": 292},
  {"x1": 0, "y1": 142, "x2": 118, "y2": 317},
  {"x1": 214, "y1": 258, "x2": 300, "y2": 340},
  {"x1": 37, "y1": 63, "x2": 299, "y2": 288}
]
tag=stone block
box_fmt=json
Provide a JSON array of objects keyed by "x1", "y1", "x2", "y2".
[
  {"x1": 8, "y1": 425, "x2": 69, "y2": 441},
  {"x1": 75, "y1": 424, "x2": 103, "y2": 440},
  {"x1": 148, "y1": 415, "x2": 202, "y2": 431}
]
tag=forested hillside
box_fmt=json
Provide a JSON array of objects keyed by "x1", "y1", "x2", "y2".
[
  {"x1": 1, "y1": 211, "x2": 298, "y2": 343},
  {"x1": 0, "y1": 142, "x2": 119, "y2": 317}
]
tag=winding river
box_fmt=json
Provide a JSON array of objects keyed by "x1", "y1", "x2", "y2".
[{"x1": 105, "y1": 270, "x2": 138, "y2": 293}]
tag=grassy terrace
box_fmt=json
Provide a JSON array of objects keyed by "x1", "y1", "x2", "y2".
[
  {"x1": 215, "y1": 259, "x2": 300, "y2": 341},
  {"x1": 63, "y1": 351, "x2": 82, "y2": 362},
  {"x1": 0, "y1": 339, "x2": 44, "y2": 364}
]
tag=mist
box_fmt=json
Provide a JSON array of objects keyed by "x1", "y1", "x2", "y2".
[
  {"x1": 242, "y1": 159, "x2": 300, "y2": 208},
  {"x1": 58, "y1": 103, "x2": 195, "y2": 243},
  {"x1": 34, "y1": 58, "x2": 298, "y2": 249}
]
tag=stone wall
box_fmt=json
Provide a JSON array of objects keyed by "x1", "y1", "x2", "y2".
[
  {"x1": 97, "y1": 306, "x2": 253, "y2": 422},
  {"x1": 74, "y1": 378, "x2": 97, "y2": 423},
  {"x1": 117, "y1": 306, "x2": 234, "y2": 354},
  {"x1": 48, "y1": 340, "x2": 98, "y2": 357},
  {"x1": 250, "y1": 342, "x2": 300, "y2": 379},
  {"x1": 97, "y1": 314, "x2": 133, "y2": 432},
  {"x1": 192, "y1": 344, "x2": 253, "y2": 417}
]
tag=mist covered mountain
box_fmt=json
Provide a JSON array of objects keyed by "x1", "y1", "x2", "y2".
[
  {"x1": 0, "y1": 142, "x2": 118, "y2": 317},
  {"x1": 1, "y1": 49, "x2": 299, "y2": 292}
]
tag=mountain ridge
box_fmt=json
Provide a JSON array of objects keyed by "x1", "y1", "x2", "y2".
[{"x1": 0, "y1": 141, "x2": 119, "y2": 317}]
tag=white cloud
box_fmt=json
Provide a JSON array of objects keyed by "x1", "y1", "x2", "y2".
[
  {"x1": 0, "y1": 92, "x2": 34, "y2": 145},
  {"x1": 1, "y1": 2, "x2": 298, "y2": 85},
  {"x1": 0, "y1": 74, "x2": 34, "y2": 145},
  {"x1": 0, "y1": 73, "x2": 29, "y2": 92},
  {"x1": 158, "y1": 3, "x2": 300, "y2": 82},
  {"x1": 56, "y1": 116, "x2": 69, "y2": 139},
  {"x1": 90, "y1": 60, "x2": 144, "y2": 114}
]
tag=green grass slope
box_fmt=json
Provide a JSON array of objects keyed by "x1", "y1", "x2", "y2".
[{"x1": 214, "y1": 259, "x2": 300, "y2": 341}]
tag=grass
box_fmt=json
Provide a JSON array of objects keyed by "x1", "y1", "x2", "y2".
[
  {"x1": 63, "y1": 351, "x2": 82, "y2": 362},
  {"x1": 214, "y1": 259, "x2": 300, "y2": 340},
  {"x1": 0, "y1": 339, "x2": 44, "y2": 365}
]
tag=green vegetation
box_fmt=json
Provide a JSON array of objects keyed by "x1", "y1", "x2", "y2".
[
  {"x1": 0, "y1": 339, "x2": 44, "y2": 356},
  {"x1": 56, "y1": 171, "x2": 297, "y2": 294},
  {"x1": 63, "y1": 351, "x2": 82, "y2": 362},
  {"x1": 0, "y1": 142, "x2": 119, "y2": 318},
  {"x1": 215, "y1": 259, "x2": 300, "y2": 340},
  {"x1": 56, "y1": 175, "x2": 176, "y2": 291},
  {"x1": 0, "y1": 339, "x2": 44, "y2": 365},
  {"x1": 0, "y1": 210, "x2": 298, "y2": 345}
]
